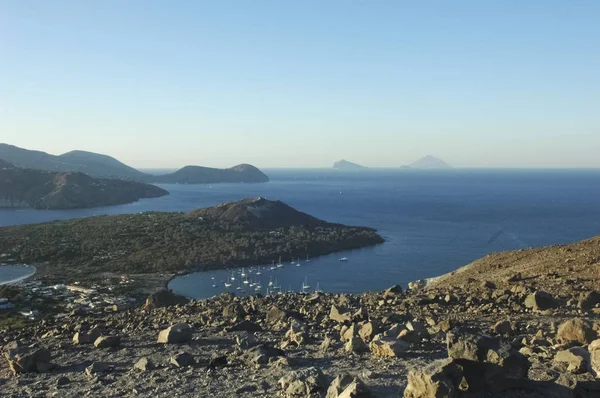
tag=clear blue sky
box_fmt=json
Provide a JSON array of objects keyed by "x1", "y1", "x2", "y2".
[{"x1": 1, "y1": 1, "x2": 598, "y2": 168}]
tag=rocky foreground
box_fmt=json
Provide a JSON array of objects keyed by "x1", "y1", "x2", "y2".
[{"x1": 2, "y1": 272, "x2": 600, "y2": 397}]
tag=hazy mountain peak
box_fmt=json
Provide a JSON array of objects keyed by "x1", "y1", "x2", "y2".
[
  {"x1": 408, "y1": 155, "x2": 452, "y2": 169},
  {"x1": 333, "y1": 159, "x2": 366, "y2": 170}
]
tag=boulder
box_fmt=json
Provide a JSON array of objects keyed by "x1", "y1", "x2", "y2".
[
  {"x1": 330, "y1": 305, "x2": 352, "y2": 324},
  {"x1": 369, "y1": 336, "x2": 409, "y2": 358},
  {"x1": 284, "y1": 319, "x2": 308, "y2": 347},
  {"x1": 492, "y1": 320, "x2": 513, "y2": 335},
  {"x1": 134, "y1": 357, "x2": 154, "y2": 372},
  {"x1": 326, "y1": 374, "x2": 371, "y2": 398},
  {"x1": 579, "y1": 291, "x2": 600, "y2": 310},
  {"x1": 85, "y1": 362, "x2": 110, "y2": 377},
  {"x1": 243, "y1": 343, "x2": 285, "y2": 366},
  {"x1": 589, "y1": 339, "x2": 600, "y2": 376},
  {"x1": 144, "y1": 289, "x2": 189, "y2": 310},
  {"x1": 4, "y1": 346, "x2": 52, "y2": 374},
  {"x1": 446, "y1": 333, "x2": 529, "y2": 392},
  {"x1": 73, "y1": 327, "x2": 102, "y2": 344},
  {"x1": 524, "y1": 291, "x2": 558, "y2": 311},
  {"x1": 556, "y1": 318, "x2": 597, "y2": 345},
  {"x1": 223, "y1": 303, "x2": 246, "y2": 318},
  {"x1": 341, "y1": 324, "x2": 358, "y2": 342},
  {"x1": 359, "y1": 322, "x2": 379, "y2": 342},
  {"x1": 170, "y1": 352, "x2": 195, "y2": 367},
  {"x1": 383, "y1": 285, "x2": 402, "y2": 298},
  {"x1": 227, "y1": 320, "x2": 262, "y2": 332},
  {"x1": 554, "y1": 347, "x2": 592, "y2": 374},
  {"x1": 267, "y1": 306, "x2": 289, "y2": 323},
  {"x1": 278, "y1": 367, "x2": 327, "y2": 397},
  {"x1": 403, "y1": 358, "x2": 463, "y2": 398},
  {"x1": 94, "y1": 335, "x2": 121, "y2": 349},
  {"x1": 157, "y1": 323, "x2": 192, "y2": 344},
  {"x1": 345, "y1": 336, "x2": 369, "y2": 353}
]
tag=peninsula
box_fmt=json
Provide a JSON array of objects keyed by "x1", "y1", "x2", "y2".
[
  {"x1": 0, "y1": 161, "x2": 168, "y2": 209},
  {"x1": 0, "y1": 143, "x2": 269, "y2": 184},
  {"x1": 0, "y1": 198, "x2": 383, "y2": 284}
]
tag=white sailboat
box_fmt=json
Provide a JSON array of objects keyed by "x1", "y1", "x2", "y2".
[
  {"x1": 230, "y1": 271, "x2": 236, "y2": 280},
  {"x1": 302, "y1": 277, "x2": 310, "y2": 291},
  {"x1": 306, "y1": 254, "x2": 310, "y2": 263},
  {"x1": 268, "y1": 276, "x2": 273, "y2": 287},
  {"x1": 296, "y1": 257, "x2": 301, "y2": 267},
  {"x1": 241, "y1": 267, "x2": 246, "y2": 278},
  {"x1": 277, "y1": 256, "x2": 284, "y2": 268}
]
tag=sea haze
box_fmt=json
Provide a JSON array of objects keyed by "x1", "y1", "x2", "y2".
[{"x1": 1, "y1": 169, "x2": 600, "y2": 297}]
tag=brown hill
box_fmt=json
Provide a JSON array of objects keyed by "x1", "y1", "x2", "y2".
[
  {"x1": 425, "y1": 236, "x2": 600, "y2": 297},
  {"x1": 0, "y1": 167, "x2": 168, "y2": 209},
  {"x1": 188, "y1": 197, "x2": 323, "y2": 229}
]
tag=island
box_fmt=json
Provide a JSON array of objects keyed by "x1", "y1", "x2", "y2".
[
  {"x1": 0, "y1": 143, "x2": 269, "y2": 184},
  {"x1": 332, "y1": 159, "x2": 366, "y2": 170},
  {"x1": 0, "y1": 197, "x2": 384, "y2": 285},
  {"x1": 0, "y1": 161, "x2": 168, "y2": 209},
  {"x1": 406, "y1": 155, "x2": 452, "y2": 169}
]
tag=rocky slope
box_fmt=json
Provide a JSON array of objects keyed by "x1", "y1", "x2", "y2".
[
  {"x1": 0, "y1": 165, "x2": 168, "y2": 209},
  {"x1": 0, "y1": 143, "x2": 269, "y2": 184}
]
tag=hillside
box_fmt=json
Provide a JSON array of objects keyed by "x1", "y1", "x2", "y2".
[
  {"x1": 154, "y1": 164, "x2": 269, "y2": 184},
  {"x1": 0, "y1": 198, "x2": 383, "y2": 281},
  {"x1": 0, "y1": 167, "x2": 168, "y2": 209},
  {"x1": 425, "y1": 235, "x2": 600, "y2": 296},
  {"x1": 0, "y1": 144, "x2": 147, "y2": 180},
  {"x1": 0, "y1": 158, "x2": 14, "y2": 169},
  {"x1": 407, "y1": 155, "x2": 452, "y2": 169},
  {"x1": 332, "y1": 159, "x2": 366, "y2": 170},
  {"x1": 188, "y1": 197, "x2": 323, "y2": 229},
  {"x1": 0, "y1": 144, "x2": 269, "y2": 184}
]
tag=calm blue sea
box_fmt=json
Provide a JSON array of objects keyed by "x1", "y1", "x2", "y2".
[{"x1": 1, "y1": 169, "x2": 600, "y2": 297}]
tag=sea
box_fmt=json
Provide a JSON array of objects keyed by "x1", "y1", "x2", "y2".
[{"x1": 1, "y1": 169, "x2": 599, "y2": 299}]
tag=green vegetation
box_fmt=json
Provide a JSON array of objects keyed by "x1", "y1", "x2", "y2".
[{"x1": 0, "y1": 201, "x2": 383, "y2": 283}]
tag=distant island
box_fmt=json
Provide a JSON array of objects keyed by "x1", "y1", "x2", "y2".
[
  {"x1": 332, "y1": 159, "x2": 366, "y2": 170},
  {"x1": 0, "y1": 143, "x2": 269, "y2": 184},
  {"x1": 406, "y1": 155, "x2": 452, "y2": 169},
  {"x1": 0, "y1": 198, "x2": 384, "y2": 285},
  {"x1": 0, "y1": 160, "x2": 168, "y2": 209}
]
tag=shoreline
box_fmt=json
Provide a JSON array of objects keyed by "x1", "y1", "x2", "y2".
[{"x1": 0, "y1": 264, "x2": 37, "y2": 286}]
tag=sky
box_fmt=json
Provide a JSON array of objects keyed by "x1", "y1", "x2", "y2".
[{"x1": 0, "y1": 1, "x2": 599, "y2": 169}]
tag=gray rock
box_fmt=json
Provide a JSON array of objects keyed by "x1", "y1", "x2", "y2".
[
  {"x1": 85, "y1": 362, "x2": 110, "y2": 377},
  {"x1": 556, "y1": 318, "x2": 597, "y2": 345},
  {"x1": 4, "y1": 347, "x2": 52, "y2": 374},
  {"x1": 345, "y1": 336, "x2": 369, "y2": 353},
  {"x1": 73, "y1": 327, "x2": 102, "y2": 345},
  {"x1": 170, "y1": 352, "x2": 195, "y2": 367},
  {"x1": 524, "y1": 291, "x2": 558, "y2": 311},
  {"x1": 330, "y1": 305, "x2": 352, "y2": 324},
  {"x1": 94, "y1": 335, "x2": 121, "y2": 348},
  {"x1": 554, "y1": 347, "x2": 592, "y2": 374},
  {"x1": 134, "y1": 357, "x2": 154, "y2": 372},
  {"x1": 157, "y1": 323, "x2": 192, "y2": 344},
  {"x1": 278, "y1": 367, "x2": 327, "y2": 397},
  {"x1": 403, "y1": 358, "x2": 463, "y2": 398},
  {"x1": 327, "y1": 374, "x2": 371, "y2": 398},
  {"x1": 369, "y1": 335, "x2": 409, "y2": 358},
  {"x1": 144, "y1": 289, "x2": 189, "y2": 310}
]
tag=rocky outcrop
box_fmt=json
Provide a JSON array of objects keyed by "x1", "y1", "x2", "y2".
[{"x1": 144, "y1": 290, "x2": 190, "y2": 310}]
